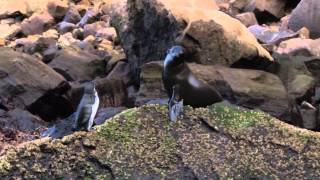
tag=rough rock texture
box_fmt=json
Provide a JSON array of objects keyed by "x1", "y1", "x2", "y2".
[
  {"x1": 189, "y1": 64, "x2": 290, "y2": 118},
  {"x1": 102, "y1": 0, "x2": 273, "y2": 75},
  {"x1": 245, "y1": 0, "x2": 286, "y2": 23},
  {"x1": 2, "y1": 103, "x2": 320, "y2": 178},
  {"x1": 49, "y1": 48, "x2": 106, "y2": 82},
  {"x1": 289, "y1": 0, "x2": 320, "y2": 38},
  {"x1": 274, "y1": 54, "x2": 315, "y2": 102},
  {"x1": 21, "y1": 11, "x2": 54, "y2": 36},
  {"x1": 136, "y1": 61, "x2": 167, "y2": 104},
  {"x1": 0, "y1": 0, "x2": 50, "y2": 19},
  {"x1": 0, "y1": 47, "x2": 66, "y2": 109},
  {"x1": 235, "y1": 12, "x2": 258, "y2": 27}
]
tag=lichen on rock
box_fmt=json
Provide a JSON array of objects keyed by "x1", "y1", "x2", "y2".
[{"x1": 1, "y1": 103, "x2": 320, "y2": 179}]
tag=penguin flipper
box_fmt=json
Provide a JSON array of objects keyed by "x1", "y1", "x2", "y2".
[{"x1": 168, "y1": 85, "x2": 183, "y2": 122}]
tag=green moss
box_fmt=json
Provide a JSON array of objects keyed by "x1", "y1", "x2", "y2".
[
  {"x1": 97, "y1": 108, "x2": 140, "y2": 142},
  {"x1": 209, "y1": 103, "x2": 269, "y2": 130}
]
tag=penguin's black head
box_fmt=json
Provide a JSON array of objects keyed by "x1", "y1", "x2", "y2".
[
  {"x1": 164, "y1": 45, "x2": 185, "y2": 68},
  {"x1": 84, "y1": 82, "x2": 95, "y2": 94}
]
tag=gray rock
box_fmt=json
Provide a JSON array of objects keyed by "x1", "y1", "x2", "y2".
[
  {"x1": 63, "y1": 5, "x2": 82, "y2": 24},
  {"x1": 58, "y1": 22, "x2": 77, "y2": 34},
  {"x1": 289, "y1": 0, "x2": 320, "y2": 38}
]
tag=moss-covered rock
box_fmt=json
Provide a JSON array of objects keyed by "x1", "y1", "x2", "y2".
[{"x1": 1, "y1": 103, "x2": 320, "y2": 179}]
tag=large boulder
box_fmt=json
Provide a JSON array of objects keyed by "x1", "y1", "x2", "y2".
[
  {"x1": 102, "y1": 0, "x2": 273, "y2": 74},
  {"x1": 0, "y1": 48, "x2": 72, "y2": 120},
  {"x1": 2, "y1": 104, "x2": 320, "y2": 178},
  {"x1": 48, "y1": 48, "x2": 106, "y2": 82},
  {"x1": 289, "y1": 0, "x2": 320, "y2": 38},
  {"x1": 189, "y1": 64, "x2": 289, "y2": 118}
]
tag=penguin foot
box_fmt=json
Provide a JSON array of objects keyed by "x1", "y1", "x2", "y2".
[{"x1": 168, "y1": 99, "x2": 183, "y2": 122}]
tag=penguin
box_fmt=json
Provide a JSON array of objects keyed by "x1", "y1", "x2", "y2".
[
  {"x1": 73, "y1": 82, "x2": 100, "y2": 131},
  {"x1": 162, "y1": 45, "x2": 223, "y2": 121}
]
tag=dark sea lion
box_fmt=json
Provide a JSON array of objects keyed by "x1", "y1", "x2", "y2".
[{"x1": 162, "y1": 46, "x2": 223, "y2": 121}]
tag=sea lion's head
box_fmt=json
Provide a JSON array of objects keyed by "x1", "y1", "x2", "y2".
[{"x1": 164, "y1": 45, "x2": 185, "y2": 68}]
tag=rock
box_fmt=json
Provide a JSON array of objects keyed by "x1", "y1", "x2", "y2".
[
  {"x1": 188, "y1": 64, "x2": 289, "y2": 118},
  {"x1": 15, "y1": 35, "x2": 58, "y2": 56},
  {"x1": 57, "y1": 22, "x2": 77, "y2": 34},
  {"x1": 304, "y1": 57, "x2": 320, "y2": 86},
  {"x1": 230, "y1": 0, "x2": 250, "y2": 12},
  {"x1": 49, "y1": 48, "x2": 106, "y2": 82},
  {"x1": 42, "y1": 29, "x2": 59, "y2": 39},
  {"x1": 248, "y1": 25, "x2": 299, "y2": 45},
  {"x1": 276, "y1": 38, "x2": 320, "y2": 57},
  {"x1": 0, "y1": 0, "x2": 50, "y2": 19},
  {"x1": 77, "y1": 7, "x2": 99, "y2": 27},
  {"x1": 244, "y1": 0, "x2": 286, "y2": 23},
  {"x1": 21, "y1": 11, "x2": 54, "y2": 36},
  {"x1": 72, "y1": 28, "x2": 84, "y2": 40},
  {"x1": 289, "y1": 0, "x2": 320, "y2": 38},
  {"x1": 58, "y1": 32, "x2": 80, "y2": 48},
  {"x1": 41, "y1": 113, "x2": 74, "y2": 139},
  {"x1": 83, "y1": 21, "x2": 117, "y2": 41},
  {"x1": 94, "y1": 107, "x2": 127, "y2": 125},
  {"x1": 2, "y1": 104, "x2": 320, "y2": 178},
  {"x1": 273, "y1": 54, "x2": 315, "y2": 102},
  {"x1": 235, "y1": 12, "x2": 258, "y2": 27},
  {"x1": 0, "y1": 24, "x2": 21, "y2": 40},
  {"x1": 276, "y1": 38, "x2": 315, "y2": 56},
  {"x1": 0, "y1": 48, "x2": 72, "y2": 120},
  {"x1": 299, "y1": 101, "x2": 318, "y2": 130},
  {"x1": 102, "y1": 0, "x2": 273, "y2": 75},
  {"x1": 47, "y1": 0, "x2": 69, "y2": 20},
  {"x1": 63, "y1": 5, "x2": 82, "y2": 24},
  {"x1": 136, "y1": 61, "x2": 167, "y2": 105},
  {"x1": 6, "y1": 109, "x2": 44, "y2": 132},
  {"x1": 106, "y1": 60, "x2": 132, "y2": 86},
  {"x1": 15, "y1": 35, "x2": 41, "y2": 53}
]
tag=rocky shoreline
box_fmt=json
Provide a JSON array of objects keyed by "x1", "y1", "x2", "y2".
[{"x1": 0, "y1": 0, "x2": 320, "y2": 178}]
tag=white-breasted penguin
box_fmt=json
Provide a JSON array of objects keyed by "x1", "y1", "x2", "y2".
[
  {"x1": 73, "y1": 82, "x2": 100, "y2": 131},
  {"x1": 162, "y1": 45, "x2": 223, "y2": 121}
]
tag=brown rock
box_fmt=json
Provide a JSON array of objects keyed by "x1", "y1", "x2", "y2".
[
  {"x1": 0, "y1": 0, "x2": 50, "y2": 19},
  {"x1": 0, "y1": 48, "x2": 72, "y2": 121},
  {"x1": 21, "y1": 11, "x2": 54, "y2": 36},
  {"x1": 235, "y1": 12, "x2": 258, "y2": 27},
  {"x1": 245, "y1": 0, "x2": 286, "y2": 23},
  {"x1": 47, "y1": 0, "x2": 69, "y2": 20},
  {"x1": 49, "y1": 48, "x2": 106, "y2": 82},
  {"x1": 102, "y1": 0, "x2": 272, "y2": 73},
  {"x1": 189, "y1": 64, "x2": 290, "y2": 118},
  {"x1": 136, "y1": 61, "x2": 167, "y2": 104},
  {"x1": 0, "y1": 24, "x2": 21, "y2": 39}
]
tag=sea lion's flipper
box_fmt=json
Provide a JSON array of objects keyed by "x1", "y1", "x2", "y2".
[{"x1": 168, "y1": 85, "x2": 183, "y2": 122}]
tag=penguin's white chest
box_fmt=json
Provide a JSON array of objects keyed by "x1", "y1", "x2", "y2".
[{"x1": 90, "y1": 90, "x2": 100, "y2": 121}]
